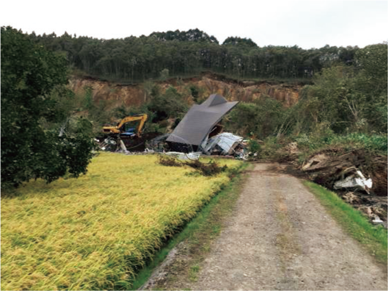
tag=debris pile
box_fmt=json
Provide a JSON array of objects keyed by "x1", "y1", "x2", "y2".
[
  {"x1": 302, "y1": 148, "x2": 387, "y2": 227},
  {"x1": 301, "y1": 149, "x2": 386, "y2": 196},
  {"x1": 165, "y1": 94, "x2": 247, "y2": 159},
  {"x1": 202, "y1": 132, "x2": 247, "y2": 158},
  {"x1": 97, "y1": 94, "x2": 247, "y2": 160},
  {"x1": 338, "y1": 191, "x2": 388, "y2": 227},
  {"x1": 333, "y1": 167, "x2": 372, "y2": 194},
  {"x1": 157, "y1": 155, "x2": 228, "y2": 176}
]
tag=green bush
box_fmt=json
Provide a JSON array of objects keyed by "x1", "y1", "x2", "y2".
[
  {"x1": 148, "y1": 86, "x2": 188, "y2": 121},
  {"x1": 1, "y1": 27, "x2": 95, "y2": 188},
  {"x1": 247, "y1": 139, "x2": 261, "y2": 155},
  {"x1": 225, "y1": 97, "x2": 285, "y2": 139},
  {"x1": 327, "y1": 133, "x2": 387, "y2": 153}
]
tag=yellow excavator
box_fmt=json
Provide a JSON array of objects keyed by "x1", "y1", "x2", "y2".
[
  {"x1": 103, "y1": 114, "x2": 148, "y2": 137},
  {"x1": 100, "y1": 114, "x2": 148, "y2": 152}
]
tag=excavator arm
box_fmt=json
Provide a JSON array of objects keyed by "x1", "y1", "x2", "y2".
[{"x1": 103, "y1": 114, "x2": 148, "y2": 137}]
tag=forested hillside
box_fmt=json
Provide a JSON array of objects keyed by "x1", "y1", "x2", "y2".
[{"x1": 28, "y1": 28, "x2": 360, "y2": 82}]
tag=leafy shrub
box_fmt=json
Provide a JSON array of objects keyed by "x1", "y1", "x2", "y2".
[
  {"x1": 160, "y1": 68, "x2": 169, "y2": 81},
  {"x1": 147, "y1": 86, "x2": 188, "y2": 121},
  {"x1": 1, "y1": 27, "x2": 94, "y2": 188},
  {"x1": 225, "y1": 97, "x2": 285, "y2": 139},
  {"x1": 326, "y1": 133, "x2": 387, "y2": 153},
  {"x1": 247, "y1": 139, "x2": 261, "y2": 155},
  {"x1": 189, "y1": 84, "x2": 200, "y2": 102}
]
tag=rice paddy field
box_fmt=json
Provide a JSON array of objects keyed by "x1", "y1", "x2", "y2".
[{"x1": 1, "y1": 153, "x2": 243, "y2": 290}]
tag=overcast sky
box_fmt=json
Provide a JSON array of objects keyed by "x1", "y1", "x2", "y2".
[{"x1": 1, "y1": 0, "x2": 387, "y2": 49}]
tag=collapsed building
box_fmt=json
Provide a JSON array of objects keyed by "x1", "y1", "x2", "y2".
[{"x1": 166, "y1": 94, "x2": 244, "y2": 156}]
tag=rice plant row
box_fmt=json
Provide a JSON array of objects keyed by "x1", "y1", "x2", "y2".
[{"x1": 1, "y1": 153, "x2": 242, "y2": 290}]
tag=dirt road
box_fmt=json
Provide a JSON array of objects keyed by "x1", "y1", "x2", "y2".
[{"x1": 181, "y1": 163, "x2": 387, "y2": 290}]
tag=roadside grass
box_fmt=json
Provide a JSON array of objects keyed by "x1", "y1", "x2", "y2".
[
  {"x1": 294, "y1": 133, "x2": 388, "y2": 157},
  {"x1": 132, "y1": 162, "x2": 250, "y2": 289},
  {"x1": 1, "y1": 153, "x2": 242, "y2": 290},
  {"x1": 258, "y1": 133, "x2": 387, "y2": 164},
  {"x1": 303, "y1": 181, "x2": 387, "y2": 266}
]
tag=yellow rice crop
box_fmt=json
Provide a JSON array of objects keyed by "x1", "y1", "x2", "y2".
[{"x1": 1, "y1": 153, "x2": 242, "y2": 290}]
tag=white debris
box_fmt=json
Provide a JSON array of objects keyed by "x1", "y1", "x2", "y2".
[
  {"x1": 334, "y1": 169, "x2": 373, "y2": 194},
  {"x1": 165, "y1": 151, "x2": 201, "y2": 160},
  {"x1": 372, "y1": 216, "x2": 384, "y2": 225},
  {"x1": 202, "y1": 133, "x2": 243, "y2": 155}
]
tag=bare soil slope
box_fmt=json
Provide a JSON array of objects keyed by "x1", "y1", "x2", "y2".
[
  {"x1": 165, "y1": 163, "x2": 387, "y2": 290},
  {"x1": 69, "y1": 74, "x2": 301, "y2": 110}
]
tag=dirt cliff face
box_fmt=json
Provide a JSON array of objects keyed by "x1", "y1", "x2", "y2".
[
  {"x1": 69, "y1": 75, "x2": 302, "y2": 109},
  {"x1": 69, "y1": 77, "x2": 146, "y2": 108}
]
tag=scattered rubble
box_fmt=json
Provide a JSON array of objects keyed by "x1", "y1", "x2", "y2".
[
  {"x1": 165, "y1": 151, "x2": 201, "y2": 161},
  {"x1": 342, "y1": 192, "x2": 361, "y2": 204},
  {"x1": 148, "y1": 94, "x2": 248, "y2": 159},
  {"x1": 301, "y1": 149, "x2": 387, "y2": 227},
  {"x1": 157, "y1": 155, "x2": 228, "y2": 176},
  {"x1": 301, "y1": 149, "x2": 386, "y2": 196},
  {"x1": 333, "y1": 167, "x2": 372, "y2": 194},
  {"x1": 97, "y1": 94, "x2": 247, "y2": 160},
  {"x1": 354, "y1": 202, "x2": 387, "y2": 228}
]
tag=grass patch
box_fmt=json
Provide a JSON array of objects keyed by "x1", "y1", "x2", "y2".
[
  {"x1": 189, "y1": 264, "x2": 200, "y2": 282},
  {"x1": 1, "y1": 153, "x2": 242, "y2": 290},
  {"x1": 131, "y1": 163, "x2": 250, "y2": 289},
  {"x1": 303, "y1": 181, "x2": 387, "y2": 266}
]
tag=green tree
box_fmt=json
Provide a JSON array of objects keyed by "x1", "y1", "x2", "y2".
[
  {"x1": 225, "y1": 97, "x2": 285, "y2": 139},
  {"x1": 1, "y1": 26, "x2": 95, "y2": 188},
  {"x1": 147, "y1": 86, "x2": 188, "y2": 121}
]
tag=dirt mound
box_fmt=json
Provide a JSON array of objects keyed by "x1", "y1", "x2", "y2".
[{"x1": 302, "y1": 149, "x2": 387, "y2": 196}]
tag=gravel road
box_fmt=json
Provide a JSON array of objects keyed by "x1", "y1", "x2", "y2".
[{"x1": 189, "y1": 163, "x2": 387, "y2": 290}]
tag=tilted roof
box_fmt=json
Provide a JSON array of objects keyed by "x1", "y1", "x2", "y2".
[{"x1": 166, "y1": 94, "x2": 238, "y2": 146}]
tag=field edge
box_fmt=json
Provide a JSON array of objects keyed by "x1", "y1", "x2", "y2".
[{"x1": 131, "y1": 162, "x2": 251, "y2": 289}]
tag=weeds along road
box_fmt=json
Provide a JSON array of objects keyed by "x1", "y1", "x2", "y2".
[{"x1": 186, "y1": 163, "x2": 387, "y2": 290}]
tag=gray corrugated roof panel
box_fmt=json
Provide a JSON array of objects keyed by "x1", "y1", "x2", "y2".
[{"x1": 166, "y1": 94, "x2": 238, "y2": 146}]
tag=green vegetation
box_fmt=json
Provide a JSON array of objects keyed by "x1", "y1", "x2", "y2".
[
  {"x1": 295, "y1": 132, "x2": 387, "y2": 155},
  {"x1": 222, "y1": 43, "x2": 387, "y2": 160},
  {"x1": 303, "y1": 181, "x2": 387, "y2": 266},
  {"x1": 1, "y1": 27, "x2": 95, "y2": 188},
  {"x1": 131, "y1": 162, "x2": 249, "y2": 289},
  {"x1": 225, "y1": 96, "x2": 286, "y2": 139},
  {"x1": 148, "y1": 86, "x2": 189, "y2": 121},
  {"x1": 222, "y1": 36, "x2": 257, "y2": 47},
  {"x1": 1, "y1": 153, "x2": 243, "y2": 290},
  {"x1": 23, "y1": 27, "x2": 360, "y2": 82}
]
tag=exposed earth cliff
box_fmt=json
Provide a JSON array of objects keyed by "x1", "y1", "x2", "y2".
[{"x1": 69, "y1": 74, "x2": 302, "y2": 109}]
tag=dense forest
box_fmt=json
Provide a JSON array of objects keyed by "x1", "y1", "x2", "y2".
[{"x1": 27, "y1": 28, "x2": 361, "y2": 82}]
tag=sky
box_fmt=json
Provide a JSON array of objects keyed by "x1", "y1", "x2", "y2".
[{"x1": 1, "y1": 0, "x2": 387, "y2": 49}]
